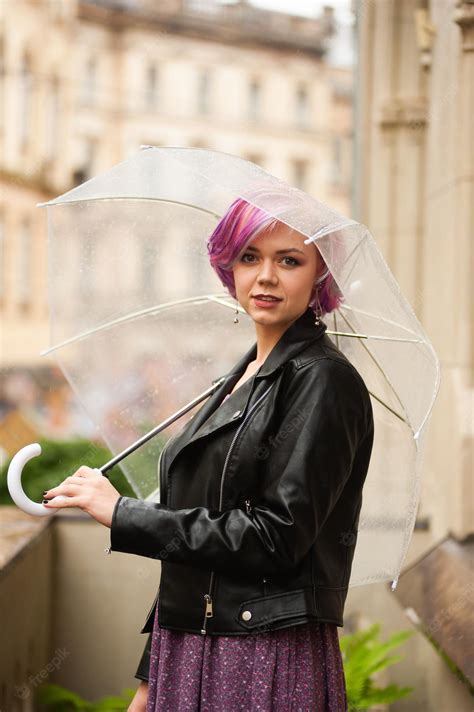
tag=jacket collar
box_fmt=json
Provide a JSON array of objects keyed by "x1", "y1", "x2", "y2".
[
  {"x1": 228, "y1": 306, "x2": 327, "y2": 381},
  {"x1": 163, "y1": 309, "x2": 327, "y2": 470}
]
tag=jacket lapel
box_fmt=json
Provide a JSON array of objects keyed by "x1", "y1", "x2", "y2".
[
  {"x1": 162, "y1": 341, "x2": 257, "y2": 472},
  {"x1": 254, "y1": 307, "x2": 326, "y2": 377},
  {"x1": 163, "y1": 308, "x2": 327, "y2": 473}
]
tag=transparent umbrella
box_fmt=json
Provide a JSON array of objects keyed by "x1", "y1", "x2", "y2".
[{"x1": 7, "y1": 146, "x2": 440, "y2": 590}]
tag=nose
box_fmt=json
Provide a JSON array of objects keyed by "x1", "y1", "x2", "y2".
[{"x1": 257, "y1": 258, "x2": 278, "y2": 285}]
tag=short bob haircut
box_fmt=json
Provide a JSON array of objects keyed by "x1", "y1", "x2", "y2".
[{"x1": 206, "y1": 197, "x2": 343, "y2": 318}]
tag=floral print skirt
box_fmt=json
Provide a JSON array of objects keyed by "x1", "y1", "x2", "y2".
[{"x1": 145, "y1": 597, "x2": 348, "y2": 711}]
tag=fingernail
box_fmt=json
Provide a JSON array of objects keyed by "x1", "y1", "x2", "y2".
[
  {"x1": 42, "y1": 499, "x2": 49, "y2": 504},
  {"x1": 43, "y1": 491, "x2": 48, "y2": 496}
]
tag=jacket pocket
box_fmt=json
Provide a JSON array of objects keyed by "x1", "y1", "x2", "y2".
[
  {"x1": 244, "y1": 497, "x2": 268, "y2": 596},
  {"x1": 235, "y1": 587, "x2": 317, "y2": 631}
]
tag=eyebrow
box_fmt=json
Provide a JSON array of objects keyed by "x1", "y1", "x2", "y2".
[{"x1": 245, "y1": 246, "x2": 305, "y2": 255}]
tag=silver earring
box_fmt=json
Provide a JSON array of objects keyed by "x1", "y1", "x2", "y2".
[{"x1": 313, "y1": 285, "x2": 323, "y2": 326}]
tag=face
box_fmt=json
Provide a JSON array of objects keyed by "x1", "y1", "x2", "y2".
[{"x1": 232, "y1": 221, "x2": 322, "y2": 330}]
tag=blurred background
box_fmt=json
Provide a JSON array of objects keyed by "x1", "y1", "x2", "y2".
[{"x1": 0, "y1": 0, "x2": 472, "y2": 710}]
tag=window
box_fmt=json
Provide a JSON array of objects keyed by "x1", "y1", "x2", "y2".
[
  {"x1": 197, "y1": 69, "x2": 210, "y2": 115},
  {"x1": 80, "y1": 56, "x2": 97, "y2": 105},
  {"x1": 145, "y1": 63, "x2": 159, "y2": 110},
  {"x1": 45, "y1": 76, "x2": 60, "y2": 160},
  {"x1": 295, "y1": 84, "x2": 310, "y2": 129},
  {"x1": 73, "y1": 137, "x2": 97, "y2": 184},
  {"x1": 17, "y1": 219, "x2": 31, "y2": 308},
  {"x1": 328, "y1": 136, "x2": 343, "y2": 185},
  {"x1": 19, "y1": 54, "x2": 33, "y2": 147},
  {"x1": 292, "y1": 159, "x2": 308, "y2": 191},
  {"x1": 82, "y1": 137, "x2": 96, "y2": 174},
  {"x1": 248, "y1": 79, "x2": 261, "y2": 122}
]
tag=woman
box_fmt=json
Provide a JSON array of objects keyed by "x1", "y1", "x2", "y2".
[{"x1": 42, "y1": 198, "x2": 374, "y2": 711}]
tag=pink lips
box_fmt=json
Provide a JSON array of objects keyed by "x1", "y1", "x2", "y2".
[{"x1": 252, "y1": 296, "x2": 282, "y2": 308}]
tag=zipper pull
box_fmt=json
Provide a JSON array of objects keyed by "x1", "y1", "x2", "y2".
[
  {"x1": 245, "y1": 498, "x2": 252, "y2": 515},
  {"x1": 104, "y1": 546, "x2": 112, "y2": 555},
  {"x1": 204, "y1": 593, "x2": 213, "y2": 618}
]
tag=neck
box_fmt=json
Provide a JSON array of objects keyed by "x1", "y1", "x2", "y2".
[{"x1": 253, "y1": 317, "x2": 297, "y2": 365}]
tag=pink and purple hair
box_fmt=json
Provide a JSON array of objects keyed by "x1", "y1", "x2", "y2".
[{"x1": 206, "y1": 197, "x2": 343, "y2": 317}]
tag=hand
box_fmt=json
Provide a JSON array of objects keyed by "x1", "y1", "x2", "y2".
[
  {"x1": 42, "y1": 465, "x2": 122, "y2": 528},
  {"x1": 128, "y1": 681, "x2": 148, "y2": 711}
]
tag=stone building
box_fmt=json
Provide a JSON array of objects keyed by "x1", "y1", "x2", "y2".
[{"x1": 0, "y1": 0, "x2": 352, "y2": 369}]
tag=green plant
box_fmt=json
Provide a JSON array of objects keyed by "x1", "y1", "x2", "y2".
[
  {"x1": 0, "y1": 436, "x2": 136, "y2": 505},
  {"x1": 340, "y1": 622, "x2": 415, "y2": 710},
  {"x1": 35, "y1": 683, "x2": 136, "y2": 711}
]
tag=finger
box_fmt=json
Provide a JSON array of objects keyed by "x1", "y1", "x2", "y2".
[
  {"x1": 43, "y1": 494, "x2": 83, "y2": 508},
  {"x1": 74, "y1": 466, "x2": 102, "y2": 479},
  {"x1": 47, "y1": 475, "x2": 102, "y2": 496},
  {"x1": 44, "y1": 483, "x2": 83, "y2": 499},
  {"x1": 64, "y1": 475, "x2": 91, "y2": 487},
  {"x1": 48, "y1": 473, "x2": 87, "y2": 492}
]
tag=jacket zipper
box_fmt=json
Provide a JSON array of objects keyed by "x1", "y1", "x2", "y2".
[
  {"x1": 200, "y1": 382, "x2": 275, "y2": 634},
  {"x1": 104, "y1": 442, "x2": 168, "y2": 556}
]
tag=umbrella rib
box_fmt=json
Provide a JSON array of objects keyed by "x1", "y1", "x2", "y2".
[
  {"x1": 339, "y1": 304, "x2": 423, "y2": 340},
  {"x1": 37, "y1": 196, "x2": 222, "y2": 217},
  {"x1": 212, "y1": 297, "x2": 425, "y2": 343},
  {"x1": 333, "y1": 311, "x2": 339, "y2": 350},
  {"x1": 213, "y1": 296, "x2": 424, "y2": 343},
  {"x1": 367, "y1": 390, "x2": 407, "y2": 424},
  {"x1": 40, "y1": 294, "x2": 237, "y2": 355},
  {"x1": 332, "y1": 231, "x2": 368, "y2": 273},
  {"x1": 337, "y1": 310, "x2": 413, "y2": 430},
  {"x1": 211, "y1": 298, "x2": 411, "y2": 422},
  {"x1": 207, "y1": 295, "x2": 245, "y2": 310},
  {"x1": 303, "y1": 219, "x2": 359, "y2": 244},
  {"x1": 40, "y1": 291, "x2": 426, "y2": 357},
  {"x1": 324, "y1": 330, "x2": 424, "y2": 343}
]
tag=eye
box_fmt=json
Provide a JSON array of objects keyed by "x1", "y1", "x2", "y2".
[
  {"x1": 240, "y1": 253, "x2": 256, "y2": 263},
  {"x1": 240, "y1": 253, "x2": 300, "y2": 266},
  {"x1": 281, "y1": 256, "x2": 300, "y2": 266}
]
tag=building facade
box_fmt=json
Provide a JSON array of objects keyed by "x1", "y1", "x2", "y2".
[
  {"x1": 0, "y1": 0, "x2": 352, "y2": 368},
  {"x1": 353, "y1": 1, "x2": 473, "y2": 707}
]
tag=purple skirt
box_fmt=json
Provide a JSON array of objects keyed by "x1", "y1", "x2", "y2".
[{"x1": 145, "y1": 598, "x2": 348, "y2": 711}]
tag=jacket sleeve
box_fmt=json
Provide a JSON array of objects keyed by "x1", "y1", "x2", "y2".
[
  {"x1": 134, "y1": 632, "x2": 152, "y2": 682},
  {"x1": 110, "y1": 358, "x2": 373, "y2": 577}
]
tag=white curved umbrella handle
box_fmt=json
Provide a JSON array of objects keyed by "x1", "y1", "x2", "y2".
[{"x1": 8, "y1": 443, "x2": 70, "y2": 517}]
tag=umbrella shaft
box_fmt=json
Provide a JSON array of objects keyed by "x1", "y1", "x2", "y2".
[{"x1": 98, "y1": 378, "x2": 226, "y2": 476}]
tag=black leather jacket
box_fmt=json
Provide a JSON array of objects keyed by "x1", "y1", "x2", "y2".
[{"x1": 109, "y1": 307, "x2": 374, "y2": 683}]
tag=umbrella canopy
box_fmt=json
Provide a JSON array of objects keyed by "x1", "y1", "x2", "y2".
[{"x1": 32, "y1": 146, "x2": 439, "y2": 588}]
